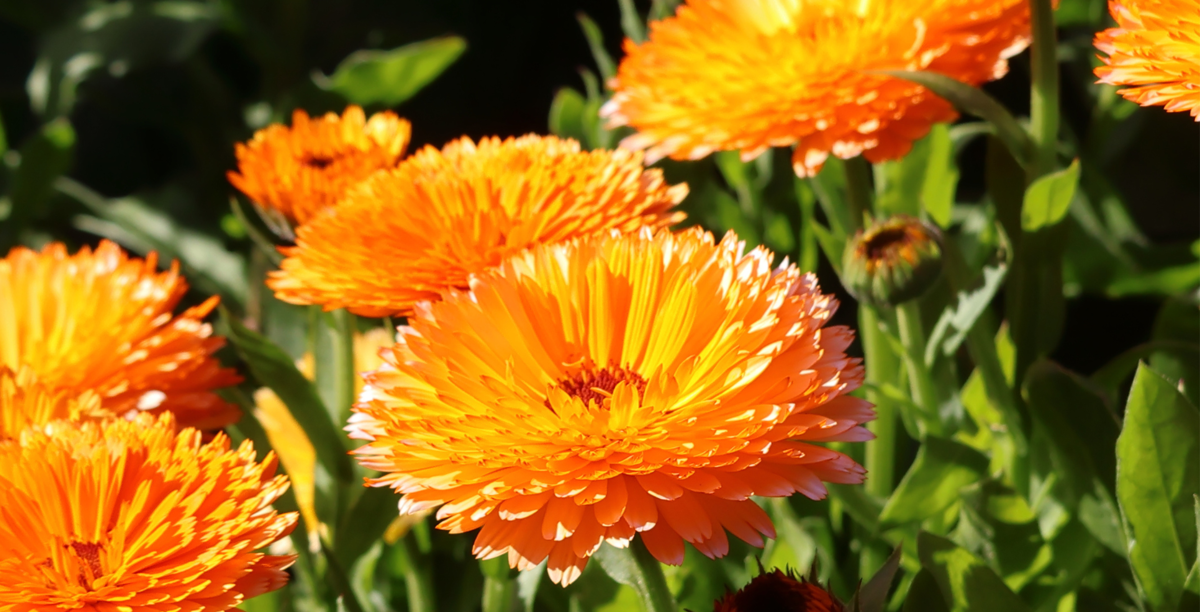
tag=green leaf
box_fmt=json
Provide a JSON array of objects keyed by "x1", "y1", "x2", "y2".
[
  {"x1": 335, "y1": 487, "x2": 401, "y2": 568},
  {"x1": 617, "y1": 0, "x2": 646, "y2": 43},
  {"x1": 593, "y1": 542, "x2": 677, "y2": 612},
  {"x1": 851, "y1": 546, "x2": 902, "y2": 612},
  {"x1": 917, "y1": 532, "x2": 1032, "y2": 612},
  {"x1": 1091, "y1": 340, "x2": 1200, "y2": 405},
  {"x1": 922, "y1": 124, "x2": 959, "y2": 228},
  {"x1": 516, "y1": 564, "x2": 545, "y2": 612},
  {"x1": 902, "y1": 569, "x2": 951, "y2": 612},
  {"x1": 577, "y1": 13, "x2": 616, "y2": 82},
  {"x1": 218, "y1": 309, "x2": 354, "y2": 488},
  {"x1": 1117, "y1": 363, "x2": 1200, "y2": 612},
  {"x1": 925, "y1": 264, "x2": 1008, "y2": 367},
  {"x1": 877, "y1": 71, "x2": 1032, "y2": 167},
  {"x1": 549, "y1": 87, "x2": 588, "y2": 144},
  {"x1": 874, "y1": 123, "x2": 958, "y2": 225},
  {"x1": 317, "y1": 36, "x2": 466, "y2": 107},
  {"x1": 1021, "y1": 159, "x2": 1081, "y2": 232},
  {"x1": 880, "y1": 437, "x2": 990, "y2": 527},
  {"x1": 2, "y1": 117, "x2": 74, "y2": 247}
]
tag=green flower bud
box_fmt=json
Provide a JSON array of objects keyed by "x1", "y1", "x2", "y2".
[{"x1": 841, "y1": 215, "x2": 943, "y2": 307}]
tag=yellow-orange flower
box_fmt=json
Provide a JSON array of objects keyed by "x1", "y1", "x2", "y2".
[
  {"x1": 349, "y1": 228, "x2": 872, "y2": 585},
  {"x1": 603, "y1": 0, "x2": 1032, "y2": 176},
  {"x1": 269, "y1": 135, "x2": 688, "y2": 317},
  {"x1": 0, "y1": 240, "x2": 241, "y2": 430},
  {"x1": 228, "y1": 105, "x2": 412, "y2": 226},
  {"x1": 1094, "y1": 0, "x2": 1200, "y2": 119},
  {"x1": 0, "y1": 413, "x2": 297, "y2": 610},
  {"x1": 0, "y1": 367, "x2": 104, "y2": 441}
]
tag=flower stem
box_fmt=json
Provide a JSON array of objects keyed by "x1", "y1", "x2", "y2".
[
  {"x1": 396, "y1": 532, "x2": 436, "y2": 612},
  {"x1": 859, "y1": 304, "x2": 900, "y2": 578},
  {"x1": 331, "y1": 309, "x2": 357, "y2": 421},
  {"x1": 1028, "y1": 0, "x2": 1060, "y2": 180},
  {"x1": 896, "y1": 301, "x2": 942, "y2": 436},
  {"x1": 595, "y1": 540, "x2": 677, "y2": 612},
  {"x1": 843, "y1": 156, "x2": 873, "y2": 231},
  {"x1": 482, "y1": 575, "x2": 516, "y2": 612}
]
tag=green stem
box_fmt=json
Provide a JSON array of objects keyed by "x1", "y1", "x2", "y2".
[
  {"x1": 895, "y1": 301, "x2": 941, "y2": 436},
  {"x1": 859, "y1": 305, "x2": 900, "y2": 578},
  {"x1": 482, "y1": 576, "x2": 516, "y2": 612},
  {"x1": 1028, "y1": 0, "x2": 1060, "y2": 180},
  {"x1": 596, "y1": 541, "x2": 677, "y2": 612},
  {"x1": 396, "y1": 533, "x2": 436, "y2": 612},
  {"x1": 843, "y1": 156, "x2": 873, "y2": 232},
  {"x1": 331, "y1": 309, "x2": 358, "y2": 421}
]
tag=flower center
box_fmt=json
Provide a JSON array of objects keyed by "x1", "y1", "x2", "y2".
[
  {"x1": 302, "y1": 154, "x2": 337, "y2": 169},
  {"x1": 69, "y1": 541, "x2": 104, "y2": 586},
  {"x1": 863, "y1": 226, "x2": 910, "y2": 260},
  {"x1": 556, "y1": 363, "x2": 647, "y2": 407}
]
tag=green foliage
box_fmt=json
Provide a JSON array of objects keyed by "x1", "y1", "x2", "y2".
[
  {"x1": 1021, "y1": 159, "x2": 1081, "y2": 232},
  {"x1": 316, "y1": 37, "x2": 467, "y2": 107}
]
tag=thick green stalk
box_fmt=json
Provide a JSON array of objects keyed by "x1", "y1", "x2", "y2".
[
  {"x1": 859, "y1": 305, "x2": 901, "y2": 578},
  {"x1": 482, "y1": 576, "x2": 516, "y2": 612},
  {"x1": 843, "y1": 156, "x2": 873, "y2": 231},
  {"x1": 895, "y1": 301, "x2": 941, "y2": 436},
  {"x1": 396, "y1": 533, "x2": 436, "y2": 612},
  {"x1": 1028, "y1": 0, "x2": 1060, "y2": 180},
  {"x1": 331, "y1": 309, "x2": 358, "y2": 421},
  {"x1": 595, "y1": 541, "x2": 677, "y2": 612}
]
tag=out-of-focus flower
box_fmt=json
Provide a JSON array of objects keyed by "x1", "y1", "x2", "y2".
[
  {"x1": 349, "y1": 228, "x2": 873, "y2": 586},
  {"x1": 713, "y1": 567, "x2": 844, "y2": 612},
  {"x1": 0, "y1": 413, "x2": 297, "y2": 611},
  {"x1": 0, "y1": 367, "x2": 103, "y2": 441},
  {"x1": 604, "y1": 0, "x2": 1032, "y2": 176},
  {"x1": 0, "y1": 241, "x2": 241, "y2": 430},
  {"x1": 268, "y1": 134, "x2": 688, "y2": 317},
  {"x1": 253, "y1": 327, "x2": 395, "y2": 543},
  {"x1": 228, "y1": 105, "x2": 412, "y2": 226},
  {"x1": 1095, "y1": 0, "x2": 1200, "y2": 120},
  {"x1": 841, "y1": 215, "x2": 943, "y2": 307}
]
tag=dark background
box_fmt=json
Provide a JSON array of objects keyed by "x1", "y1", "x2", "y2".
[{"x1": 0, "y1": 0, "x2": 1195, "y2": 376}]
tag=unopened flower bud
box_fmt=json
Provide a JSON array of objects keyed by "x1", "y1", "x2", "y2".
[{"x1": 841, "y1": 215, "x2": 943, "y2": 307}]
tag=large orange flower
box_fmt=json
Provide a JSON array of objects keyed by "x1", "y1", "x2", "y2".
[
  {"x1": 0, "y1": 413, "x2": 297, "y2": 610},
  {"x1": 1095, "y1": 0, "x2": 1200, "y2": 119},
  {"x1": 349, "y1": 228, "x2": 873, "y2": 585},
  {"x1": 603, "y1": 0, "x2": 1032, "y2": 176},
  {"x1": 228, "y1": 105, "x2": 412, "y2": 226},
  {"x1": 0, "y1": 240, "x2": 241, "y2": 430},
  {"x1": 269, "y1": 135, "x2": 688, "y2": 317}
]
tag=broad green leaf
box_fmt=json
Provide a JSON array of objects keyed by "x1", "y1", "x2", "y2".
[
  {"x1": 1151, "y1": 297, "x2": 1200, "y2": 407},
  {"x1": 922, "y1": 124, "x2": 959, "y2": 228},
  {"x1": 880, "y1": 437, "x2": 989, "y2": 527},
  {"x1": 917, "y1": 532, "x2": 1032, "y2": 612},
  {"x1": 577, "y1": 13, "x2": 616, "y2": 82},
  {"x1": 318, "y1": 36, "x2": 466, "y2": 107},
  {"x1": 902, "y1": 569, "x2": 951, "y2": 612},
  {"x1": 877, "y1": 71, "x2": 1032, "y2": 167},
  {"x1": 549, "y1": 87, "x2": 588, "y2": 144},
  {"x1": 219, "y1": 309, "x2": 354, "y2": 489},
  {"x1": 925, "y1": 264, "x2": 1008, "y2": 367},
  {"x1": 593, "y1": 542, "x2": 677, "y2": 612},
  {"x1": 2, "y1": 117, "x2": 74, "y2": 248},
  {"x1": 1117, "y1": 363, "x2": 1200, "y2": 612},
  {"x1": 1021, "y1": 159, "x2": 1081, "y2": 232}
]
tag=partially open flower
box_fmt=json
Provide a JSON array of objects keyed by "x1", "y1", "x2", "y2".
[
  {"x1": 842, "y1": 215, "x2": 943, "y2": 307},
  {"x1": 604, "y1": 0, "x2": 1033, "y2": 176},
  {"x1": 228, "y1": 105, "x2": 412, "y2": 226},
  {"x1": 269, "y1": 134, "x2": 687, "y2": 317},
  {"x1": 0, "y1": 240, "x2": 241, "y2": 430},
  {"x1": 1094, "y1": 0, "x2": 1200, "y2": 120},
  {"x1": 0, "y1": 413, "x2": 297, "y2": 610},
  {"x1": 713, "y1": 567, "x2": 844, "y2": 612},
  {"x1": 349, "y1": 227, "x2": 872, "y2": 586}
]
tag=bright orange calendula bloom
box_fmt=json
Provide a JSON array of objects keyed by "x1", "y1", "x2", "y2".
[
  {"x1": 269, "y1": 134, "x2": 688, "y2": 317},
  {"x1": 0, "y1": 240, "x2": 241, "y2": 430},
  {"x1": 228, "y1": 105, "x2": 412, "y2": 226},
  {"x1": 1095, "y1": 0, "x2": 1200, "y2": 120},
  {"x1": 348, "y1": 228, "x2": 873, "y2": 585},
  {"x1": 603, "y1": 0, "x2": 1033, "y2": 176},
  {"x1": 0, "y1": 413, "x2": 297, "y2": 610}
]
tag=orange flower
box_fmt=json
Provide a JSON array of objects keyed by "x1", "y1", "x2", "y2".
[
  {"x1": 228, "y1": 105, "x2": 412, "y2": 226},
  {"x1": 0, "y1": 413, "x2": 297, "y2": 610},
  {"x1": 1095, "y1": 0, "x2": 1200, "y2": 119},
  {"x1": 0, "y1": 240, "x2": 241, "y2": 430},
  {"x1": 603, "y1": 0, "x2": 1032, "y2": 176},
  {"x1": 269, "y1": 135, "x2": 688, "y2": 317},
  {"x1": 713, "y1": 568, "x2": 843, "y2": 612},
  {"x1": 0, "y1": 367, "x2": 104, "y2": 441},
  {"x1": 349, "y1": 228, "x2": 872, "y2": 585}
]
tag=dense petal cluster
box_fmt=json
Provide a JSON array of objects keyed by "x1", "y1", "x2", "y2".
[
  {"x1": 0, "y1": 414, "x2": 297, "y2": 611},
  {"x1": 604, "y1": 0, "x2": 1032, "y2": 176},
  {"x1": 269, "y1": 134, "x2": 688, "y2": 316},
  {"x1": 0, "y1": 241, "x2": 241, "y2": 430},
  {"x1": 1094, "y1": 0, "x2": 1200, "y2": 119},
  {"x1": 349, "y1": 228, "x2": 872, "y2": 585},
  {"x1": 228, "y1": 105, "x2": 412, "y2": 225},
  {"x1": 0, "y1": 367, "x2": 103, "y2": 441}
]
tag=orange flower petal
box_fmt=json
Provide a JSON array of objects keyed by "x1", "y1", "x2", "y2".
[{"x1": 1094, "y1": 0, "x2": 1200, "y2": 119}]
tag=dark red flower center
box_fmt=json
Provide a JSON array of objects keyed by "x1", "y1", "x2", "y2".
[{"x1": 556, "y1": 364, "x2": 647, "y2": 407}]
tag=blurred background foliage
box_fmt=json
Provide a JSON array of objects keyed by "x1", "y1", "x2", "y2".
[{"x1": 0, "y1": 1, "x2": 1197, "y2": 611}]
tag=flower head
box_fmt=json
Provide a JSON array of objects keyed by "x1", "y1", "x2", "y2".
[
  {"x1": 1094, "y1": 0, "x2": 1200, "y2": 119},
  {"x1": 0, "y1": 413, "x2": 297, "y2": 610},
  {"x1": 228, "y1": 105, "x2": 412, "y2": 226},
  {"x1": 713, "y1": 567, "x2": 843, "y2": 612},
  {"x1": 349, "y1": 228, "x2": 872, "y2": 585},
  {"x1": 269, "y1": 134, "x2": 688, "y2": 317},
  {"x1": 603, "y1": 0, "x2": 1032, "y2": 176},
  {"x1": 0, "y1": 367, "x2": 104, "y2": 441},
  {"x1": 841, "y1": 215, "x2": 943, "y2": 307},
  {"x1": 0, "y1": 240, "x2": 241, "y2": 430}
]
